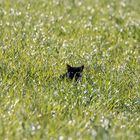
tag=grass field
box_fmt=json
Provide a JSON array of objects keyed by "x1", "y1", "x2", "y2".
[{"x1": 0, "y1": 0, "x2": 140, "y2": 139}]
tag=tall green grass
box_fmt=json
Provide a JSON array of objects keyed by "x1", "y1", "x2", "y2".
[{"x1": 0, "y1": 0, "x2": 140, "y2": 139}]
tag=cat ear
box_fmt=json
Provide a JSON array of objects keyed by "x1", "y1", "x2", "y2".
[
  {"x1": 67, "y1": 64, "x2": 71, "y2": 70},
  {"x1": 80, "y1": 65, "x2": 84, "y2": 71}
]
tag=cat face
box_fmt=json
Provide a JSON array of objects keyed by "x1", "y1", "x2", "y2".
[{"x1": 66, "y1": 64, "x2": 84, "y2": 81}]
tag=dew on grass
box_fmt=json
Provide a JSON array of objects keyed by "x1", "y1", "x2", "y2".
[
  {"x1": 30, "y1": 124, "x2": 37, "y2": 135},
  {"x1": 120, "y1": 1, "x2": 126, "y2": 8},
  {"x1": 84, "y1": 22, "x2": 92, "y2": 29},
  {"x1": 37, "y1": 124, "x2": 41, "y2": 130},
  {"x1": 61, "y1": 26, "x2": 67, "y2": 33},
  {"x1": 120, "y1": 125, "x2": 126, "y2": 128},
  {"x1": 84, "y1": 121, "x2": 90, "y2": 129},
  {"x1": 100, "y1": 116, "x2": 110, "y2": 130},
  {"x1": 58, "y1": 16, "x2": 63, "y2": 21},
  {"x1": 62, "y1": 40, "x2": 68, "y2": 48},
  {"x1": 90, "y1": 129, "x2": 97, "y2": 137},
  {"x1": 68, "y1": 137, "x2": 73, "y2": 140},
  {"x1": 13, "y1": 99, "x2": 19, "y2": 107},
  {"x1": 68, "y1": 120, "x2": 76, "y2": 126},
  {"x1": 16, "y1": 11, "x2": 21, "y2": 16},
  {"x1": 94, "y1": 27, "x2": 98, "y2": 31},
  {"x1": 59, "y1": 136, "x2": 64, "y2": 140},
  {"x1": 53, "y1": 91, "x2": 58, "y2": 96},
  {"x1": 0, "y1": 0, "x2": 140, "y2": 139},
  {"x1": 77, "y1": 1, "x2": 82, "y2": 6},
  {"x1": 31, "y1": 124, "x2": 36, "y2": 131},
  {"x1": 6, "y1": 22, "x2": 10, "y2": 26},
  {"x1": 68, "y1": 20, "x2": 72, "y2": 24},
  {"x1": 10, "y1": 8, "x2": 15, "y2": 15},
  {"x1": 51, "y1": 110, "x2": 56, "y2": 117},
  {"x1": 76, "y1": 131, "x2": 81, "y2": 137},
  {"x1": 84, "y1": 90, "x2": 88, "y2": 94}
]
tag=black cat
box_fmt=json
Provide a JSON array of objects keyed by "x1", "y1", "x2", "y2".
[{"x1": 61, "y1": 64, "x2": 84, "y2": 81}]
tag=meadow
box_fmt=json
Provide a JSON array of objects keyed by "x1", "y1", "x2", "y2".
[{"x1": 0, "y1": 0, "x2": 140, "y2": 139}]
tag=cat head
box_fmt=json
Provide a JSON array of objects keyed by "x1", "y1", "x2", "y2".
[{"x1": 66, "y1": 64, "x2": 84, "y2": 81}]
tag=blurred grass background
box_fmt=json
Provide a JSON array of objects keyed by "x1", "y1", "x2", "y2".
[{"x1": 0, "y1": 0, "x2": 140, "y2": 139}]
